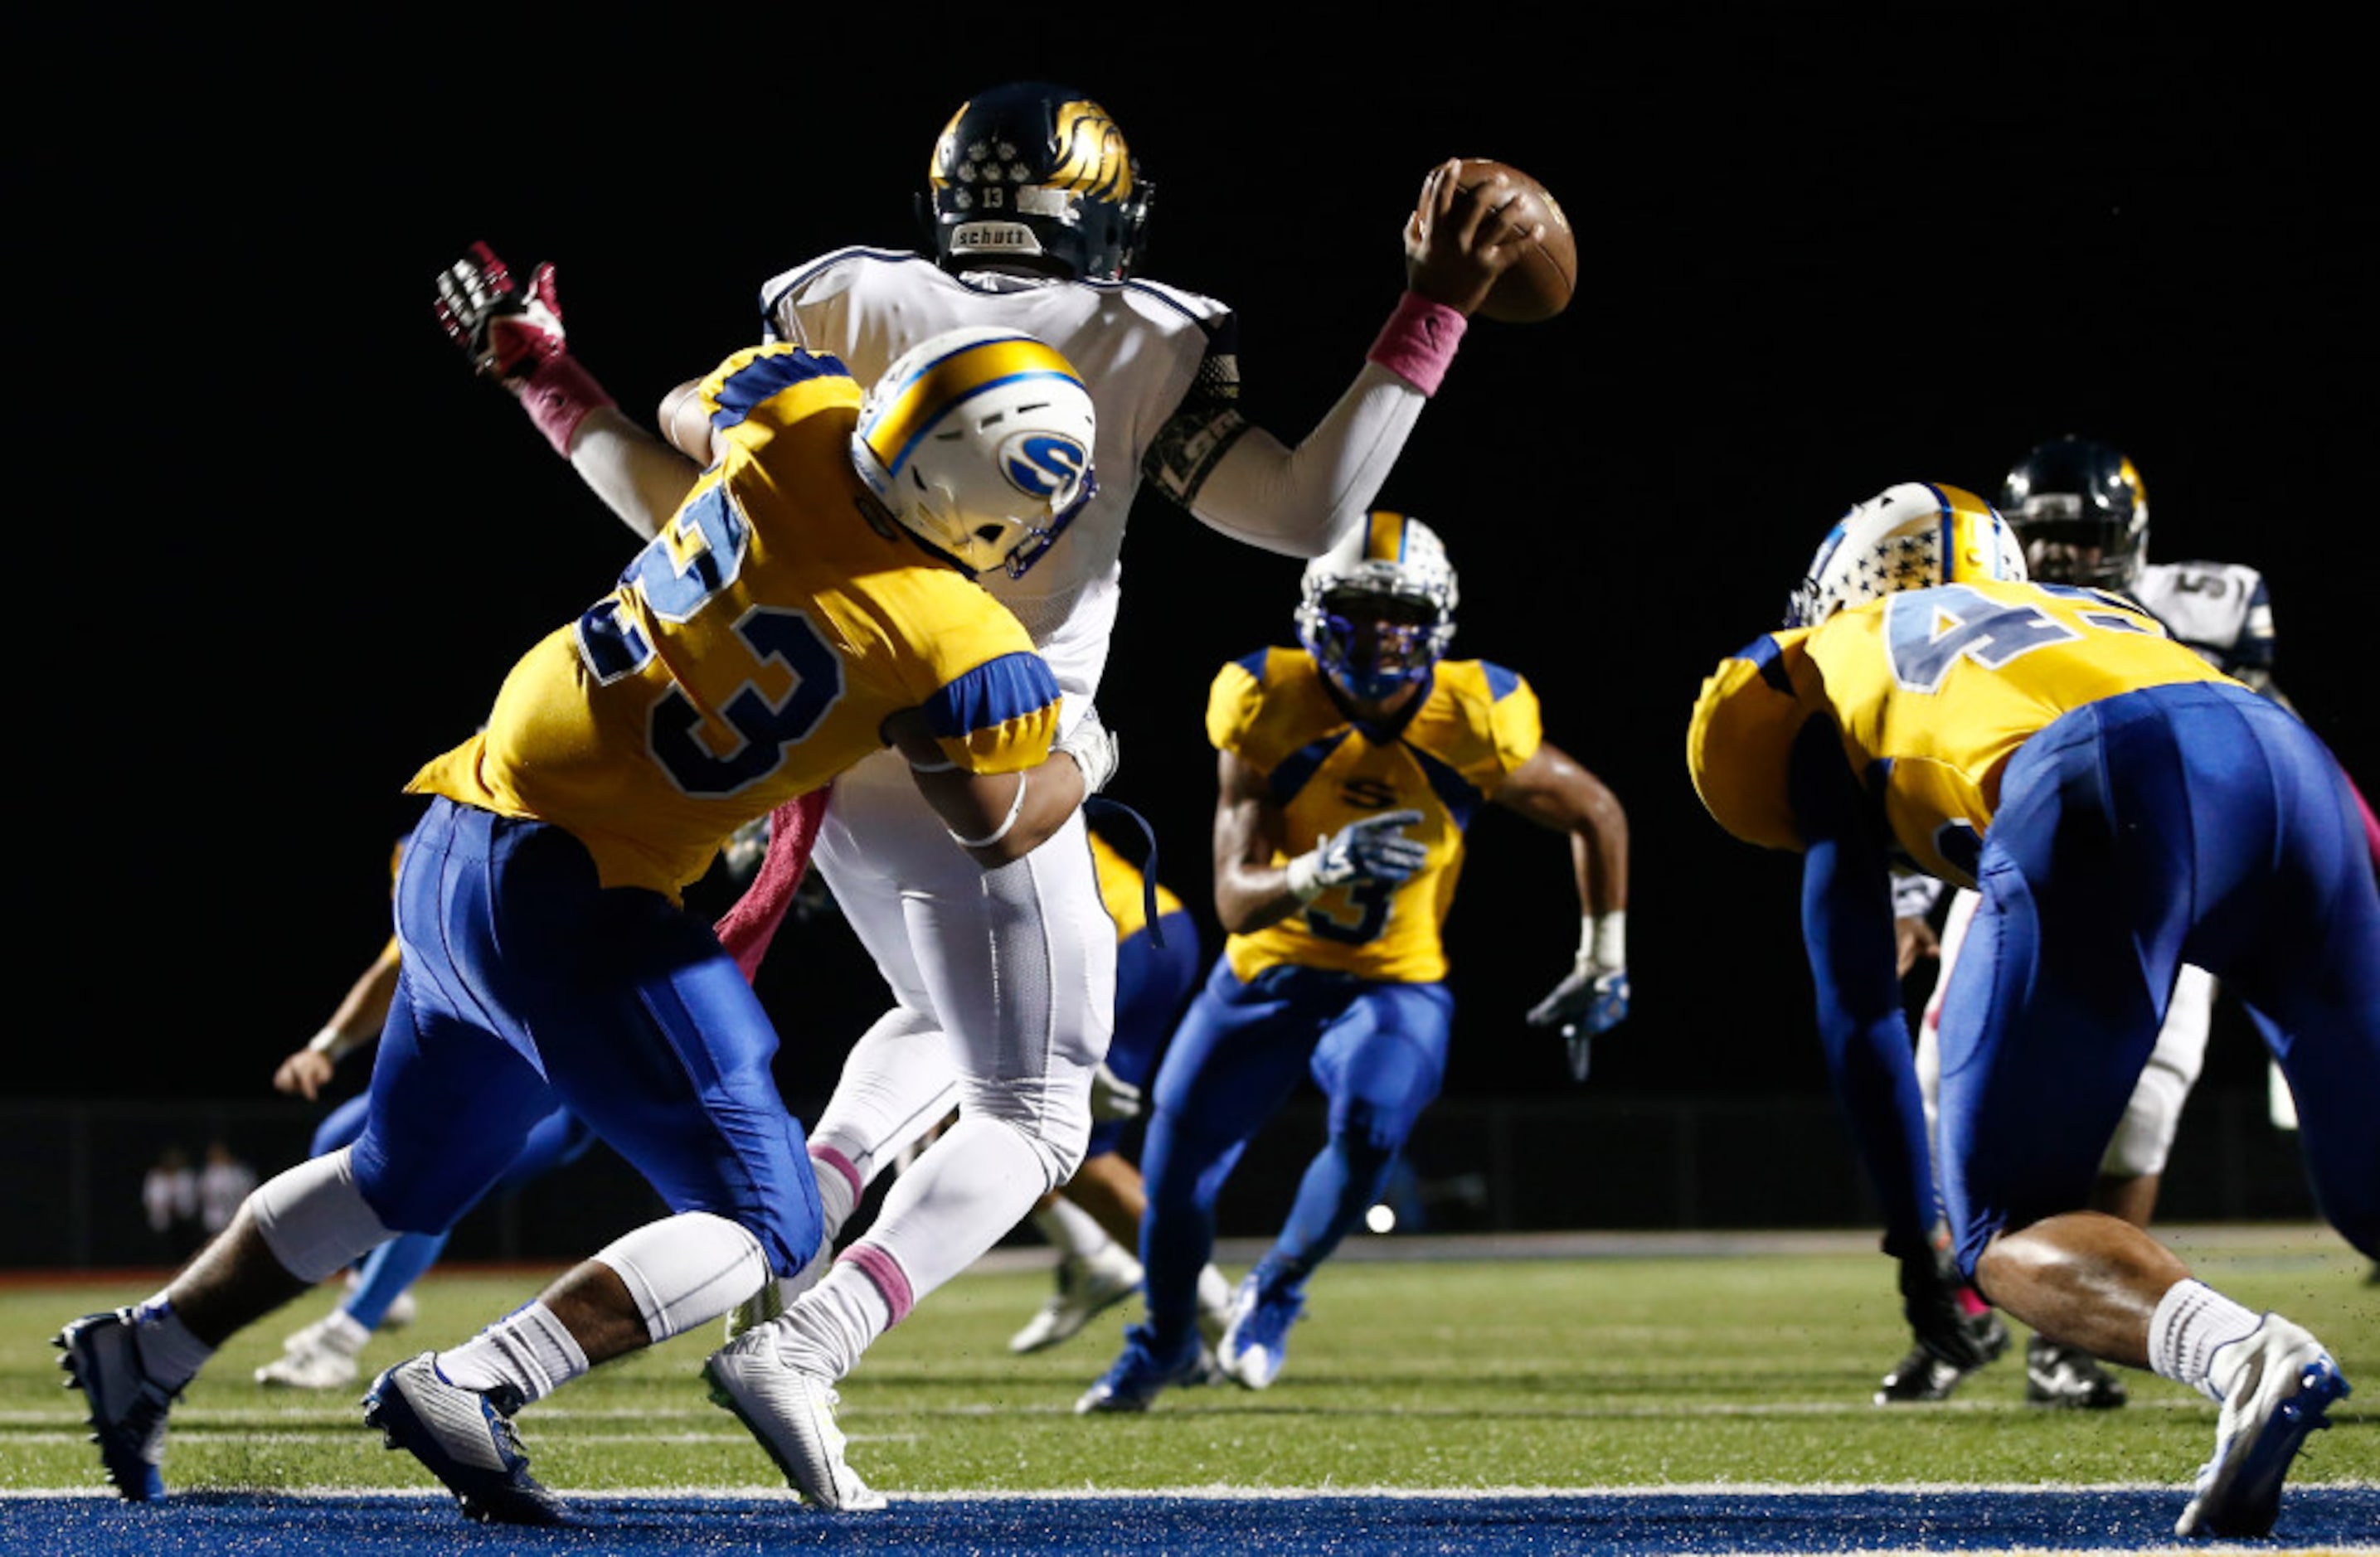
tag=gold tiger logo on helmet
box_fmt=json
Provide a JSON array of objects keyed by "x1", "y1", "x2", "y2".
[
  {"x1": 1046, "y1": 100, "x2": 1133, "y2": 200},
  {"x1": 930, "y1": 96, "x2": 1134, "y2": 201}
]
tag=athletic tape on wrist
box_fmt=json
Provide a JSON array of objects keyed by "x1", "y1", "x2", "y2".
[
  {"x1": 1366, "y1": 292, "x2": 1468, "y2": 396},
  {"x1": 305, "y1": 1025, "x2": 358, "y2": 1061},
  {"x1": 1284, "y1": 849, "x2": 1328, "y2": 904},
  {"x1": 521, "y1": 352, "x2": 618, "y2": 457}
]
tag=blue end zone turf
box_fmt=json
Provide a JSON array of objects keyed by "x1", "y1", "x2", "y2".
[{"x1": 6, "y1": 1488, "x2": 2378, "y2": 1555}]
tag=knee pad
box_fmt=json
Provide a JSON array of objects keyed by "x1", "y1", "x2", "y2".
[
  {"x1": 250, "y1": 1148, "x2": 397, "y2": 1284},
  {"x1": 956, "y1": 1065, "x2": 1091, "y2": 1192},
  {"x1": 593, "y1": 1211, "x2": 769, "y2": 1344}
]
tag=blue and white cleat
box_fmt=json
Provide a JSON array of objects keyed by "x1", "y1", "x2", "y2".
[
  {"x1": 1076, "y1": 1322, "x2": 1207, "y2": 1414},
  {"x1": 363, "y1": 1353, "x2": 565, "y2": 1525},
  {"x1": 55, "y1": 1309, "x2": 174, "y2": 1501},
  {"x1": 2174, "y1": 1316, "x2": 2351, "y2": 1539},
  {"x1": 1217, "y1": 1273, "x2": 1304, "y2": 1390}
]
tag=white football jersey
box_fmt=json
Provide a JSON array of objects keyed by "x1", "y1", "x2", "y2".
[
  {"x1": 760, "y1": 248, "x2": 1236, "y2": 706},
  {"x1": 2130, "y1": 559, "x2": 2275, "y2": 679}
]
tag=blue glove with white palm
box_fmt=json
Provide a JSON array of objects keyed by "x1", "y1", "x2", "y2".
[
  {"x1": 1285, "y1": 809, "x2": 1428, "y2": 900},
  {"x1": 1527, "y1": 912, "x2": 1630, "y2": 1081}
]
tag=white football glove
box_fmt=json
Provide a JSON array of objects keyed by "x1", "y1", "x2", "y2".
[
  {"x1": 1089, "y1": 1060, "x2": 1144, "y2": 1123},
  {"x1": 1526, "y1": 913, "x2": 1630, "y2": 1081},
  {"x1": 1285, "y1": 809, "x2": 1427, "y2": 901},
  {"x1": 1056, "y1": 706, "x2": 1120, "y2": 796}
]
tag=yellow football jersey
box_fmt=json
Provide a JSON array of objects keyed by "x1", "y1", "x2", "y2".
[
  {"x1": 1089, "y1": 830, "x2": 1184, "y2": 943},
  {"x1": 410, "y1": 345, "x2": 1061, "y2": 900},
  {"x1": 1689, "y1": 580, "x2": 2237, "y2": 888},
  {"x1": 1213, "y1": 649, "x2": 1542, "y2": 983}
]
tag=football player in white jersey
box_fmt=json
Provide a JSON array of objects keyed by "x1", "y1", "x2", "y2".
[
  {"x1": 1887, "y1": 437, "x2": 2292, "y2": 1410},
  {"x1": 434, "y1": 82, "x2": 1536, "y2": 1505}
]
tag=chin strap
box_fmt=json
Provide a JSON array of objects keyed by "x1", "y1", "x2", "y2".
[{"x1": 1085, "y1": 797, "x2": 1165, "y2": 948}]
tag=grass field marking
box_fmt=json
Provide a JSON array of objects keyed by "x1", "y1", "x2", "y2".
[
  {"x1": 12, "y1": 1479, "x2": 2369, "y2": 1501},
  {"x1": 0, "y1": 1394, "x2": 2237, "y2": 1430}
]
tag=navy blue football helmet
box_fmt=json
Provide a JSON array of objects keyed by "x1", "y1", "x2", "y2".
[
  {"x1": 1995, "y1": 436, "x2": 2149, "y2": 589},
  {"x1": 922, "y1": 83, "x2": 1154, "y2": 281}
]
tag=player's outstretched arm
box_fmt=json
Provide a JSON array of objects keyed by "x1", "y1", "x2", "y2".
[
  {"x1": 270, "y1": 940, "x2": 402, "y2": 1100},
  {"x1": 570, "y1": 407, "x2": 704, "y2": 541},
  {"x1": 1499, "y1": 740, "x2": 1633, "y2": 1068},
  {"x1": 1168, "y1": 162, "x2": 1539, "y2": 558},
  {"x1": 432, "y1": 242, "x2": 700, "y2": 541}
]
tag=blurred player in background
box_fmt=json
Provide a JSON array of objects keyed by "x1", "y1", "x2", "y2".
[
  {"x1": 1689, "y1": 482, "x2": 2375, "y2": 1540},
  {"x1": 1081, "y1": 512, "x2": 1631, "y2": 1411},
  {"x1": 58, "y1": 331, "x2": 1106, "y2": 1521},
  {"x1": 434, "y1": 82, "x2": 1538, "y2": 1497}
]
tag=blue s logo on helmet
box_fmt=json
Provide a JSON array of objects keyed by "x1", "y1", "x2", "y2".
[{"x1": 1001, "y1": 431, "x2": 1090, "y2": 499}]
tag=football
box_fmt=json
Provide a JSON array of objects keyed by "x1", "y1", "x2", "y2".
[{"x1": 1450, "y1": 158, "x2": 1576, "y2": 323}]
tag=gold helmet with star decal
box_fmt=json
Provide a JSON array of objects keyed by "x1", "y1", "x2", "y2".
[{"x1": 1784, "y1": 482, "x2": 2028, "y2": 628}]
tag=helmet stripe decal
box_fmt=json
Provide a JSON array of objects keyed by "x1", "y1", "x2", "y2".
[
  {"x1": 1367, "y1": 509, "x2": 1407, "y2": 563},
  {"x1": 860, "y1": 337, "x2": 1087, "y2": 474}
]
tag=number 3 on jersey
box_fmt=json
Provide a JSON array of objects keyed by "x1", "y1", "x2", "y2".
[
  {"x1": 575, "y1": 486, "x2": 845, "y2": 795},
  {"x1": 1305, "y1": 877, "x2": 1394, "y2": 945}
]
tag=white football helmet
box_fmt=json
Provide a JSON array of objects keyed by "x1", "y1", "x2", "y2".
[
  {"x1": 1295, "y1": 511, "x2": 1459, "y2": 701},
  {"x1": 850, "y1": 327, "x2": 1097, "y2": 579},
  {"x1": 1785, "y1": 481, "x2": 2027, "y2": 628}
]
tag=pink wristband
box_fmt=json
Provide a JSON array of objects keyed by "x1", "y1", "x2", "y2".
[
  {"x1": 1366, "y1": 291, "x2": 1468, "y2": 397},
  {"x1": 519, "y1": 352, "x2": 618, "y2": 457}
]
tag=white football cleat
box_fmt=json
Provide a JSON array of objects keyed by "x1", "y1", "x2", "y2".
[
  {"x1": 1009, "y1": 1247, "x2": 1141, "y2": 1354},
  {"x1": 255, "y1": 1342, "x2": 360, "y2": 1390},
  {"x1": 259, "y1": 1311, "x2": 368, "y2": 1389},
  {"x1": 703, "y1": 1325, "x2": 885, "y2": 1511},
  {"x1": 2174, "y1": 1315, "x2": 2351, "y2": 1540},
  {"x1": 1217, "y1": 1273, "x2": 1304, "y2": 1390}
]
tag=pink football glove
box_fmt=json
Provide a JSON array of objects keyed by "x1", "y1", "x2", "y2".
[
  {"x1": 432, "y1": 240, "x2": 615, "y2": 454},
  {"x1": 433, "y1": 241, "x2": 571, "y2": 385}
]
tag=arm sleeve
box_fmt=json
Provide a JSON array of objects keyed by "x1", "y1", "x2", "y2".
[
  {"x1": 1170, "y1": 361, "x2": 1427, "y2": 559},
  {"x1": 1790, "y1": 716, "x2": 1943, "y2": 1261}
]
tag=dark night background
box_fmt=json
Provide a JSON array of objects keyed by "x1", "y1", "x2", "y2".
[{"x1": 20, "y1": 10, "x2": 2362, "y2": 1123}]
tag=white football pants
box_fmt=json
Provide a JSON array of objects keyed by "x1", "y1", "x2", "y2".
[{"x1": 805, "y1": 745, "x2": 1112, "y2": 1301}]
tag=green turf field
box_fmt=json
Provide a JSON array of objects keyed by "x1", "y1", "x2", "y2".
[{"x1": 7, "y1": 1229, "x2": 2373, "y2": 1499}]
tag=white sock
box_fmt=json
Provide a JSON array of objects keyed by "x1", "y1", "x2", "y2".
[
  {"x1": 317, "y1": 1309, "x2": 371, "y2": 1356},
  {"x1": 777, "y1": 1263, "x2": 896, "y2": 1381},
  {"x1": 437, "y1": 1300, "x2": 590, "y2": 1404},
  {"x1": 1198, "y1": 1264, "x2": 1233, "y2": 1320},
  {"x1": 129, "y1": 1297, "x2": 213, "y2": 1391},
  {"x1": 814, "y1": 1152, "x2": 859, "y2": 1242},
  {"x1": 1034, "y1": 1197, "x2": 1110, "y2": 1262},
  {"x1": 2149, "y1": 1279, "x2": 2264, "y2": 1402}
]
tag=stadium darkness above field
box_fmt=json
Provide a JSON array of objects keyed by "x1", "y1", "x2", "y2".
[{"x1": 17, "y1": 11, "x2": 2359, "y2": 1104}]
